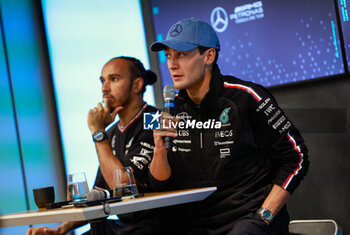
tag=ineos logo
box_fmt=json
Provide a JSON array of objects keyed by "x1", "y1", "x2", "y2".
[
  {"x1": 170, "y1": 24, "x2": 183, "y2": 37},
  {"x1": 215, "y1": 130, "x2": 233, "y2": 138},
  {"x1": 210, "y1": 7, "x2": 229, "y2": 33}
]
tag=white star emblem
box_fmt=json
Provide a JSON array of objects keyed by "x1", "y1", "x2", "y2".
[{"x1": 151, "y1": 111, "x2": 161, "y2": 123}]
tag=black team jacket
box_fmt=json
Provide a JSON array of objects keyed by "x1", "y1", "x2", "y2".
[{"x1": 150, "y1": 65, "x2": 309, "y2": 234}]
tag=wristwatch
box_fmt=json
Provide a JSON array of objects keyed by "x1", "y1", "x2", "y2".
[
  {"x1": 92, "y1": 130, "x2": 107, "y2": 142},
  {"x1": 257, "y1": 208, "x2": 274, "y2": 224}
]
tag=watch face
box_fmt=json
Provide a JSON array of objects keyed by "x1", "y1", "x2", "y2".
[
  {"x1": 258, "y1": 208, "x2": 273, "y2": 222},
  {"x1": 94, "y1": 131, "x2": 105, "y2": 141},
  {"x1": 263, "y1": 210, "x2": 272, "y2": 218}
]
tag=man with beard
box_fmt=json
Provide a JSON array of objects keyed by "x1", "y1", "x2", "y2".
[{"x1": 27, "y1": 56, "x2": 160, "y2": 235}]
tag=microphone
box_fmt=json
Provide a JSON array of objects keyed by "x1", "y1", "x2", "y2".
[
  {"x1": 163, "y1": 85, "x2": 176, "y2": 150},
  {"x1": 87, "y1": 189, "x2": 111, "y2": 201}
]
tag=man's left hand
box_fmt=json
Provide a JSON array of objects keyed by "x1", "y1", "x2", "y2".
[{"x1": 87, "y1": 98, "x2": 122, "y2": 133}]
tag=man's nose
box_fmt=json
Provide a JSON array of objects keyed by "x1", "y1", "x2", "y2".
[
  {"x1": 168, "y1": 58, "x2": 179, "y2": 70},
  {"x1": 102, "y1": 81, "x2": 110, "y2": 92}
]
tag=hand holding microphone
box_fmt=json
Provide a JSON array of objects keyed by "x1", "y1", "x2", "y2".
[
  {"x1": 163, "y1": 85, "x2": 176, "y2": 150},
  {"x1": 150, "y1": 86, "x2": 177, "y2": 181}
]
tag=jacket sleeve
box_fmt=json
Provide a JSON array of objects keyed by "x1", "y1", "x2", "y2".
[
  {"x1": 247, "y1": 84, "x2": 309, "y2": 194},
  {"x1": 149, "y1": 168, "x2": 175, "y2": 192}
]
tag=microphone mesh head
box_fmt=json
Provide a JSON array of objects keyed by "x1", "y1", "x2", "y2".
[
  {"x1": 163, "y1": 85, "x2": 176, "y2": 102},
  {"x1": 87, "y1": 190, "x2": 104, "y2": 201}
]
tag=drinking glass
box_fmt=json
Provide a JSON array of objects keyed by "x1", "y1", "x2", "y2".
[
  {"x1": 67, "y1": 172, "x2": 89, "y2": 202},
  {"x1": 113, "y1": 167, "x2": 139, "y2": 199}
]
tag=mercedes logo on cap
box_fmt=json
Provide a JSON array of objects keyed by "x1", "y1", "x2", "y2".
[
  {"x1": 211, "y1": 7, "x2": 229, "y2": 33},
  {"x1": 170, "y1": 24, "x2": 183, "y2": 37}
]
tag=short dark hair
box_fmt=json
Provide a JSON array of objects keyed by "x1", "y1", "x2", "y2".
[
  {"x1": 114, "y1": 56, "x2": 157, "y2": 93},
  {"x1": 197, "y1": 46, "x2": 219, "y2": 66}
]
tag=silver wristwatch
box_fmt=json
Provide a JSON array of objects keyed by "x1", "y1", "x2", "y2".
[{"x1": 257, "y1": 208, "x2": 274, "y2": 223}]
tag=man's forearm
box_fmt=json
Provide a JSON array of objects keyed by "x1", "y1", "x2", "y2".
[
  {"x1": 56, "y1": 221, "x2": 87, "y2": 234},
  {"x1": 95, "y1": 140, "x2": 124, "y2": 188},
  {"x1": 150, "y1": 146, "x2": 172, "y2": 181},
  {"x1": 261, "y1": 184, "x2": 290, "y2": 216}
]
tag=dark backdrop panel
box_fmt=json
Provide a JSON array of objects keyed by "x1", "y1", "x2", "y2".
[{"x1": 271, "y1": 76, "x2": 350, "y2": 234}]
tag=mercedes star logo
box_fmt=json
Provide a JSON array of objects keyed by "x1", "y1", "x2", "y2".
[
  {"x1": 210, "y1": 7, "x2": 229, "y2": 33},
  {"x1": 170, "y1": 24, "x2": 183, "y2": 37}
]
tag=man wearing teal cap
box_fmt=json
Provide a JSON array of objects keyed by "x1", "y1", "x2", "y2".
[{"x1": 150, "y1": 17, "x2": 309, "y2": 234}]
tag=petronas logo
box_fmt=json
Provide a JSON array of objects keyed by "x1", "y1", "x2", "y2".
[{"x1": 219, "y1": 107, "x2": 231, "y2": 124}]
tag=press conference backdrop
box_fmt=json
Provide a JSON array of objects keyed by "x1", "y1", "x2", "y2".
[{"x1": 150, "y1": 0, "x2": 347, "y2": 88}]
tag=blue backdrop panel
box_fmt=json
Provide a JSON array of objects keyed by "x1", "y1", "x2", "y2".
[{"x1": 0, "y1": 14, "x2": 28, "y2": 216}]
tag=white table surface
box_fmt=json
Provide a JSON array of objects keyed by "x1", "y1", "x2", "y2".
[{"x1": 0, "y1": 187, "x2": 216, "y2": 227}]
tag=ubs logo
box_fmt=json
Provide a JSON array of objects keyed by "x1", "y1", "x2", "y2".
[
  {"x1": 178, "y1": 130, "x2": 189, "y2": 136},
  {"x1": 170, "y1": 24, "x2": 183, "y2": 37}
]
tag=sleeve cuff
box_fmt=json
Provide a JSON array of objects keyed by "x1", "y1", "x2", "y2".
[{"x1": 149, "y1": 171, "x2": 175, "y2": 192}]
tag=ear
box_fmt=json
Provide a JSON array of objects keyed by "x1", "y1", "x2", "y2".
[
  {"x1": 133, "y1": 77, "x2": 144, "y2": 94},
  {"x1": 204, "y1": 48, "x2": 216, "y2": 65}
]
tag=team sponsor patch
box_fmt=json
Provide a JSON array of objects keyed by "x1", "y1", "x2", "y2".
[
  {"x1": 111, "y1": 135, "x2": 116, "y2": 149},
  {"x1": 215, "y1": 130, "x2": 234, "y2": 138},
  {"x1": 178, "y1": 130, "x2": 190, "y2": 136},
  {"x1": 140, "y1": 141, "x2": 154, "y2": 150},
  {"x1": 219, "y1": 107, "x2": 231, "y2": 124},
  {"x1": 171, "y1": 146, "x2": 191, "y2": 152},
  {"x1": 130, "y1": 156, "x2": 149, "y2": 170},
  {"x1": 111, "y1": 135, "x2": 117, "y2": 155},
  {"x1": 256, "y1": 97, "x2": 290, "y2": 134},
  {"x1": 220, "y1": 123, "x2": 232, "y2": 127},
  {"x1": 140, "y1": 148, "x2": 152, "y2": 159},
  {"x1": 173, "y1": 139, "x2": 192, "y2": 144},
  {"x1": 220, "y1": 148, "x2": 231, "y2": 158},
  {"x1": 176, "y1": 112, "x2": 191, "y2": 121},
  {"x1": 214, "y1": 140, "x2": 234, "y2": 146},
  {"x1": 125, "y1": 136, "x2": 134, "y2": 155}
]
